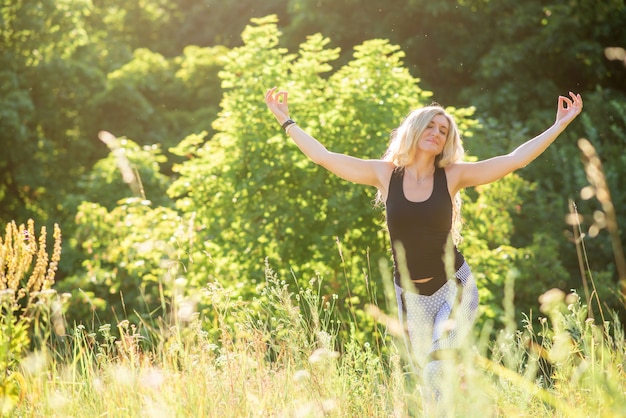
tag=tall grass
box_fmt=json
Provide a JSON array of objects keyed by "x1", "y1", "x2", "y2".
[
  {"x1": 9, "y1": 264, "x2": 626, "y2": 417},
  {"x1": 12, "y1": 264, "x2": 406, "y2": 417},
  {"x1": 5, "y1": 138, "x2": 626, "y2": 417}
]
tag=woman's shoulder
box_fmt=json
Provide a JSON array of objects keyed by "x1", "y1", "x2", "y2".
[{"x1": 374, "y1": 160, "x2": 397, "y2": 173}]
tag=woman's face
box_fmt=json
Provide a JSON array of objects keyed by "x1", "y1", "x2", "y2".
[{"x1": 417, "y1": 114, "x2": 449, "y2": 155}]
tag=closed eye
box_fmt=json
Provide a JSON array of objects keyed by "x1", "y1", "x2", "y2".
[{"x1": 428, "y1": 121, "x2": 449, "y2": 136}]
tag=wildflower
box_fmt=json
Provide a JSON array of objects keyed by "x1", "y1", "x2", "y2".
[
  {"x1": 293, "y1": 369, "x2": 311, "y2": 383},
  {"x1": 316, "y1": 331, "x2": 332, "y2": 349},
  {"x1": 309, "y1": 348, "x2": 340, "y2": 364},
  {"x1": 117, "y1": 319, "x2": 130, "y2": 330},
  {"x1": 549, "y1": 333, "x2": 575, "y2": 363},
  {"x1": 0, "y1": 288, "x2": 16, "y2": 302},
  {"x1": 538, "y1": 288, "x2": 565, "y2": 313},
  {"x1": 321, "y1": 399, "x2": 338, "y2": 413},
  {"x1": 140, "y1": 368, "x2": 165, "y2": 390},
  {"x1": 565, "y1": 292, "x2": 579, "y2": 305},
  {"x1": 176, "y1": 300, "x2": 196, "y2": 322}
]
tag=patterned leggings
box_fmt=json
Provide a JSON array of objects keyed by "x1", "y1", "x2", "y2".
[{"x1": 394, "y1": 262, "x2": 479, "y2": 400}]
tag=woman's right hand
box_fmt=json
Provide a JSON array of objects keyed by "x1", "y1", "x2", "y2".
[
  {"x1": 554, "y1": 91, "x2": 583, "y2": 127},
  {"x1": 265, "y1": 87, "x2": 291, "y2": 125}
]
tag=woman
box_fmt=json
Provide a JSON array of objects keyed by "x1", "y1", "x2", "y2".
[{"x1": 264, "y1": 87, "x2": 583, "y2": 399}]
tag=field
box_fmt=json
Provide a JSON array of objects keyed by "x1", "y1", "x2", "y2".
[{"x1": 2, "y1": 261, "x2": 625, "y2": 417}]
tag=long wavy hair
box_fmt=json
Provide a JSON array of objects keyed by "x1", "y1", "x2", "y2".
[{"x1": 379, "y1": 104, "x2": 466, "y2": 245}]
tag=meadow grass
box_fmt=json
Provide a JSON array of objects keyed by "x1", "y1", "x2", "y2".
[{"x1": 7, "y1": 263, "x2": 626, "y2": 418}]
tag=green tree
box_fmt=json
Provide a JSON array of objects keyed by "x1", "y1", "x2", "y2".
[
  {"x1": 0, "y1": 0, "x2": 227, "y2": 245},
  {"x1": 59, "y1": 136, "x2": 185, "y2": 326},
  {"x1": 63, "y1": 198, "x2": 186, "y2": 327},
  {"x1": 166, "y1": 16, "x2": 534, "y2": 333},
  {"x1": 0, "y1": 0, "x2": 99, "y2": 225},
  {"x1": 166, "y1": 0, "x2": 290, "y2": 53},
  {"x1": 85, "y1": 45, "x2": 226, "y2": 164},
  {"x1": 168, "y1": 17, "x2": 421, "y2": 295},
  {"x1": 283, "y1": 0, "x2": 626, "y2": 114}
]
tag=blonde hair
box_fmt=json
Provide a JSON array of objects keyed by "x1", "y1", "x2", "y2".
[{"x1": 380, "y1": 105, "x2": 466, "y2": 245}]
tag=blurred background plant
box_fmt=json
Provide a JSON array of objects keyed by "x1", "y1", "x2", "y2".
[{"x1": 0, "y1": 219, "x2": 65, "y2": 414}]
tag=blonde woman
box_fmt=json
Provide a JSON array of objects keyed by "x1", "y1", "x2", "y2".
[{"x1": 265, "y1": 87, "x2": 583, "y2": 399}]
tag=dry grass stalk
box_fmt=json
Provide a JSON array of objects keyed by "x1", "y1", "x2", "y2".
[
  {"x1": 576, "y1": 138, "x2": 626, "y2": 302},
  {"x1": 0, "y1": 219, "x2": 62, "y2": 305}
]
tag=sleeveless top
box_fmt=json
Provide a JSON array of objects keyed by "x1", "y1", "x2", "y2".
[{"x1": 385, "y1": 166, "x2": 465, "y2": 295}]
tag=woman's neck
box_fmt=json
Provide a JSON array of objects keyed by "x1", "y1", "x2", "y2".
[
  {"x1": 406, "y1": 156, "x2": 436, "y2": 179},
  {"x1": 404, "y1": 158, "x2": 435, "y2": 183}
]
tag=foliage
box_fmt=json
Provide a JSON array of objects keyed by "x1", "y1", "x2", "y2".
[
  {"x1": 0, "y1": 0, "x2": 98, "y2": 224},
  {"x1": 86, "y1": 45, "x2": 226, "y2": 157},
  {"x1": 280, "y1": 0, "x2": 626, "y2": 306},
  {"x1": 0, "y1": 2, "x2": 624, "y2": 414},
  {"x1": 573, "y1": 93, "x2": 626, "y2": 276},
  {"x1": 69, "y1": 136, "x2": 172, "y2": 211},
  {"x1": 567, "y1": 133, "x2": 626, "y2": 320},
  {"x1": 62, "y1": 198, "x2": 187, "y2": 328},
  {"x1": 454, "y1": 0, "x2": 626, "y2": 119},
  {"x1": 0, "y1": 0, "x2": 227, "y2": 253},
  {"x1": 284, "y1": 0, "x2": 626, "y2": 115},
  {"x1": 57, "y1": 134, "x2": 175, "y2": 289},
  {"x1": 52, "y1": 15, "x2": 564, "y2": 342}
]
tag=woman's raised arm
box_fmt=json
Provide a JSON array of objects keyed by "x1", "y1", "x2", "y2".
[
  {"x1": 265, "y1": 87, "x2": 390, "y2": 189},
  {"x1": 448, "y1": 92, "x2": 583, "y2": 193}
]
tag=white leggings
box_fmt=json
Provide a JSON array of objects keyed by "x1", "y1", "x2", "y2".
[{"x1": 394, "y1": 262, "x2": 479, "y2": 399}]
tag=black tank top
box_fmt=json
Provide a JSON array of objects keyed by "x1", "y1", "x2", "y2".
[{"x1": 385, "y1": 166, "x2": 465, "y2": 295}]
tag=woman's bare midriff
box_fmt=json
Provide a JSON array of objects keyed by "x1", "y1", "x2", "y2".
[{"x1": 411, "y1": 277, "x2": 434, "y2": 283}]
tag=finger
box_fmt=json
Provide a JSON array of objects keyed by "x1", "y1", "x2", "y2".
[
  {"x1": 276, "y1": 91, "x2": 288, "y2": 104},
  {"x1": 568, "y1": 91, "x2": 583, "y2": 109},
  {"x1": 561, "y1": 95, "x2": 574, "y2": 109},
  {"x1": 265, "y1": 87, "x2": 278, "y2": 101},
  {"x1": 569, "y1": 91, "x2": 582, "y2": 108}
]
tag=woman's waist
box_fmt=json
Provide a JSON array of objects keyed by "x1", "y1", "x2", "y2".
[{"x1": 392, "y1": 249, "x2": 465, "y2": 279}]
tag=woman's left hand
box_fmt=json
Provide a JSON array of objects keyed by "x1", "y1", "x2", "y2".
[{"x1": 555, "y1": 91, "x2": 583, "y2": 126}]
